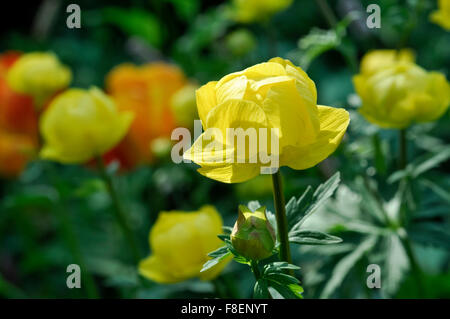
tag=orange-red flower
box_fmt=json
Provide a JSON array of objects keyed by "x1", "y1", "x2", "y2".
[
  {"x1": 0, "y1": 51, "x2": 39, "y2": 177},
  {"x1": 104, "y1": 62, "x2": 187, "y2": 169}
]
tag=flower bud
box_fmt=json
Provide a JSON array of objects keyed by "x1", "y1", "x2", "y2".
[{"x1": 231, "y1": 205, "x2": 276, "y2": 261}]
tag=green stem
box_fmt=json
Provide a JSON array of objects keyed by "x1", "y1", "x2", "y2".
[
  {"x1": 314, "y1": 0, "x2": 338, "y2": 28},
  {"x1": 399, "y1": 129, "x2": 407, "y2": 170},
  {"x1": 96, "y1": 157, "x2": 141, "y2": 265},
  {"x1": 54, "y1": 205, "x2": 99, "y2": 298},
  {"x1": 250, "y1": 260, "x2": 261, "y2": 281},
  {"x1": 271, "y1": 171, "x2": 293, "y2": 270}
]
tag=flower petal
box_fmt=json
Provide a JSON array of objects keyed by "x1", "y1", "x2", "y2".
[
  {"x1": 196, "y1": 81, "x2": 218, "y2": 128},
  {"x1": 281, "y1": 105, "x2": 349, "y2": 170}
]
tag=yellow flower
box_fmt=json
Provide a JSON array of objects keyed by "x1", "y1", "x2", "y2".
[
  {"x1": 430, "y1": 0, "x2": 450, "y2": 30},
  {"x1": 184, "y1": 57, "x2": 350, "y2": 183},
  {"x1": 232, "y1": 0, "x2": 293, "y2": 23},
  {"x1": 139, "y1": 205, "x2": 231, "y2": 283},
  {"x1": 40, "y1": 87, "x2": 134, "y2": 164},
  {"x1": 359, "y1": 49, "x2": 415, "y2": 76},
  {"x1": 7, "y1": 52, "x2": 72, "y2": 107},
  {"x1": 353, "y1": 50, "x2": 450, "y2": 129},
  {"x1": 170, "y1": 83, "x2": 199, "y2": 128}
]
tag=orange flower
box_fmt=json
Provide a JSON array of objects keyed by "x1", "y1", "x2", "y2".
[
  {"x1": 0, "y1": 131, "x2": 36, "y2": 177},
  {"x1": 0, "y1": 51, "x2": 39, "y2": 177},
  {"x1": 104, "y1": 62, "x2": 187, "y2": 168}
]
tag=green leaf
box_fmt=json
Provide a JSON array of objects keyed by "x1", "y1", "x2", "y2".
[
  {"x1": 412, "y1": 147, "x2": 450, "y2": 177},
  {"x1": 421, "y1": 179, "x2": 450, "y2": 204},
  {"x1": 200, "y1": 246, "x2": 232, "y2": 273},
  {"x1": 265, "y1": 272, "x2": 300, "y2": 285},
  {"x1": 102, "y1": 7, "x2": 162, "y2": 47},
  {"x1": 320, "y1": 235, "x2": 378, "y2": 298},
  {"x1": 267, "y1": 281, "x2": 303, "y2": 299},
  {"x1": 288, "y1": 172, "x2": 341, "y2": 233},
  {"x1": 253, "y1": 279, "x2": 270, "y2": 299},
  {"x1": 207, "y1": 245, "x2": 229, "y2": 258},
  {"x1": 263, "y1": 262, "x2": 300, "y2": 275},
  {"x1": 289, "y1": 230, "x2": 343, "y2": 245},
  {"x1": 409, "y1": 223, "x2": 450, "y2": 250}
]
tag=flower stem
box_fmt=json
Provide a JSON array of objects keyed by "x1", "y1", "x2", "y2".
[
  {"x1": 314, "y1": 0, "x2": 338, "y2": 28},
  {"x1": 271, "y1": 170, "x2": 293, "y2": 270},
  {"x1": 96, "y1": 157, "x2": 141, "y2": 265},
  {"x1": 250, "y1": 260, "x2": 261, "y2": 281},
  {"x1": 399, "y1": 129, "x2": 407, "y2": 170},
  {"x1": 54, "y1": 205, "x2": 99, "y2": 298}
]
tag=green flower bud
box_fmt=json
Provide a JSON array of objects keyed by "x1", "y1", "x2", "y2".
[
  {"x1": 225, "y1": 29, "x2": 256, "y2": 57},
  {"x1": 231, "y1": 205, "x2": 276, "y2": 261}
]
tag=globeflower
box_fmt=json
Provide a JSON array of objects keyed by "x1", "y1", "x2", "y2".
[
  {"x1": 232, "y1": 0, "x2": 293, "y2": 23},
  {"x1": 430, "y1": 0, "x2": 450, "y2": 31},
  {"x1": 183, "y1": 57, "x2": 350, "y2": 183},
  {"x1": 139, "y1": 206, "x2": 231, "y2": 283},
  {"x1": 7, "y1": 52, "x2": 72, "y2": 107},
  {"x1": 104, "y1": 62, "x2": 187, "y2": 168},
  {"x1": 39, "y1": 87, "x2": 134, "y2": 164},
  {"x1": 353, "y1": 50, "x2": 450, "y2": 129}
]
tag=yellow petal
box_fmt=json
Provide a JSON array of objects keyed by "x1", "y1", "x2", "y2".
[
  {"x1": 138, "y1": 255, "x2": 179, "y2": 284},
  {"x1": 197, "y1": 163, "x2": 261, "y2": 183},
  {"x1": 281, "y1": 105, "x2": 349, "y2": 170},
  {"x1": 196, "y1": 81, "x2": 218, "y2": 128},
  {"x1": 262, "y1": 78, "x2": 319, "y2": 148}
]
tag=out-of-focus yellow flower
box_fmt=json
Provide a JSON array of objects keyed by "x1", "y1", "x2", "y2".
[
  {"x1": 39, "y1": 87, "x2": 134, "y2": 164},
  {"x1": 430, "y1": 0, "x2": 450, "y2": 30},
  {"x1": 7, "y1": 52, "x2": 72, "y2": 107},
  {"x1": 139, "y1": 205, "x2": 231, "y2": 283},
  {"x1": 353, "y1": 50, "x2": 450, "y2": 129},
  {"x1": 359, "y1": 49, "x2": 415, "y2": 75},
  {"x1": 170, "y1": 83, "x2": 199, "y2": 128},
  {"x1": 184, "y1": 57, "x2": 350, "y2": 183},
  {"x1": 232, "y1": 0, "x2": 293, "y2": 23}
]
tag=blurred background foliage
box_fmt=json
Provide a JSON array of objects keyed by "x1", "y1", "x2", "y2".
[{"x1": 0, "y1": 0, "x2": 449, "y2": 298}]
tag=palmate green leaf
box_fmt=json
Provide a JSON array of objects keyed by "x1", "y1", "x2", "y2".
[
  {"x1": 267, "y1": 281, "x2": 303, "y2": 299},
  {"x1": 388, "y1": 146, "x2": 450, "y2": 183},
  {"x1": 200, "y1": 246, "x2": 232, "y2": 273},
  {"x1": 263, "y1": 262, "x2": 301, "y2": 275},
  {"x1": 421, "y1": 179, "x2": 450, "y2": 204},
  {"x1": 288, "y1": 172, "x2": 341, "y2": 234},
  {"x1": 409, "y1": 223, "x2": 450, "y2": 250},
  {"x1": 383, "y1": 234, "x2": 409, "y2": 295},
  {"x1": 254, "y1": 279, "x2": 270, "y2": 299},
  {"x1": 320, "y1": 235, "x2": 378, "y2": 298},
  {"x1": 289, "y1": 230, "x2": 343, "y2": 245}
]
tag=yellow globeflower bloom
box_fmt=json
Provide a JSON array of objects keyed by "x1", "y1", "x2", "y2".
[
  {"x1": 7, "y1": 52, "x2": 72, "y2": 107},
  {"x1": 40, "y1": 87, "x2": 134, "y2": 164},
  {"x1": 353, "y1": 50, "x2": 450, "y2": 129},
  {"x1": 430, "y1": 0, "x2": 450, "y2": 30},
  {"x1": 183, "y1": 57, "x2": 350, "y2": 183},
  {"x1": 232, "y1": 0, "x2": 293, "y2": 23},
  {"x1": 359, "y1": 49, "x2": 415, "y2": 75},
  {"x1": 139, "y1": 206, "x2": 231, "y2": 283}
]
